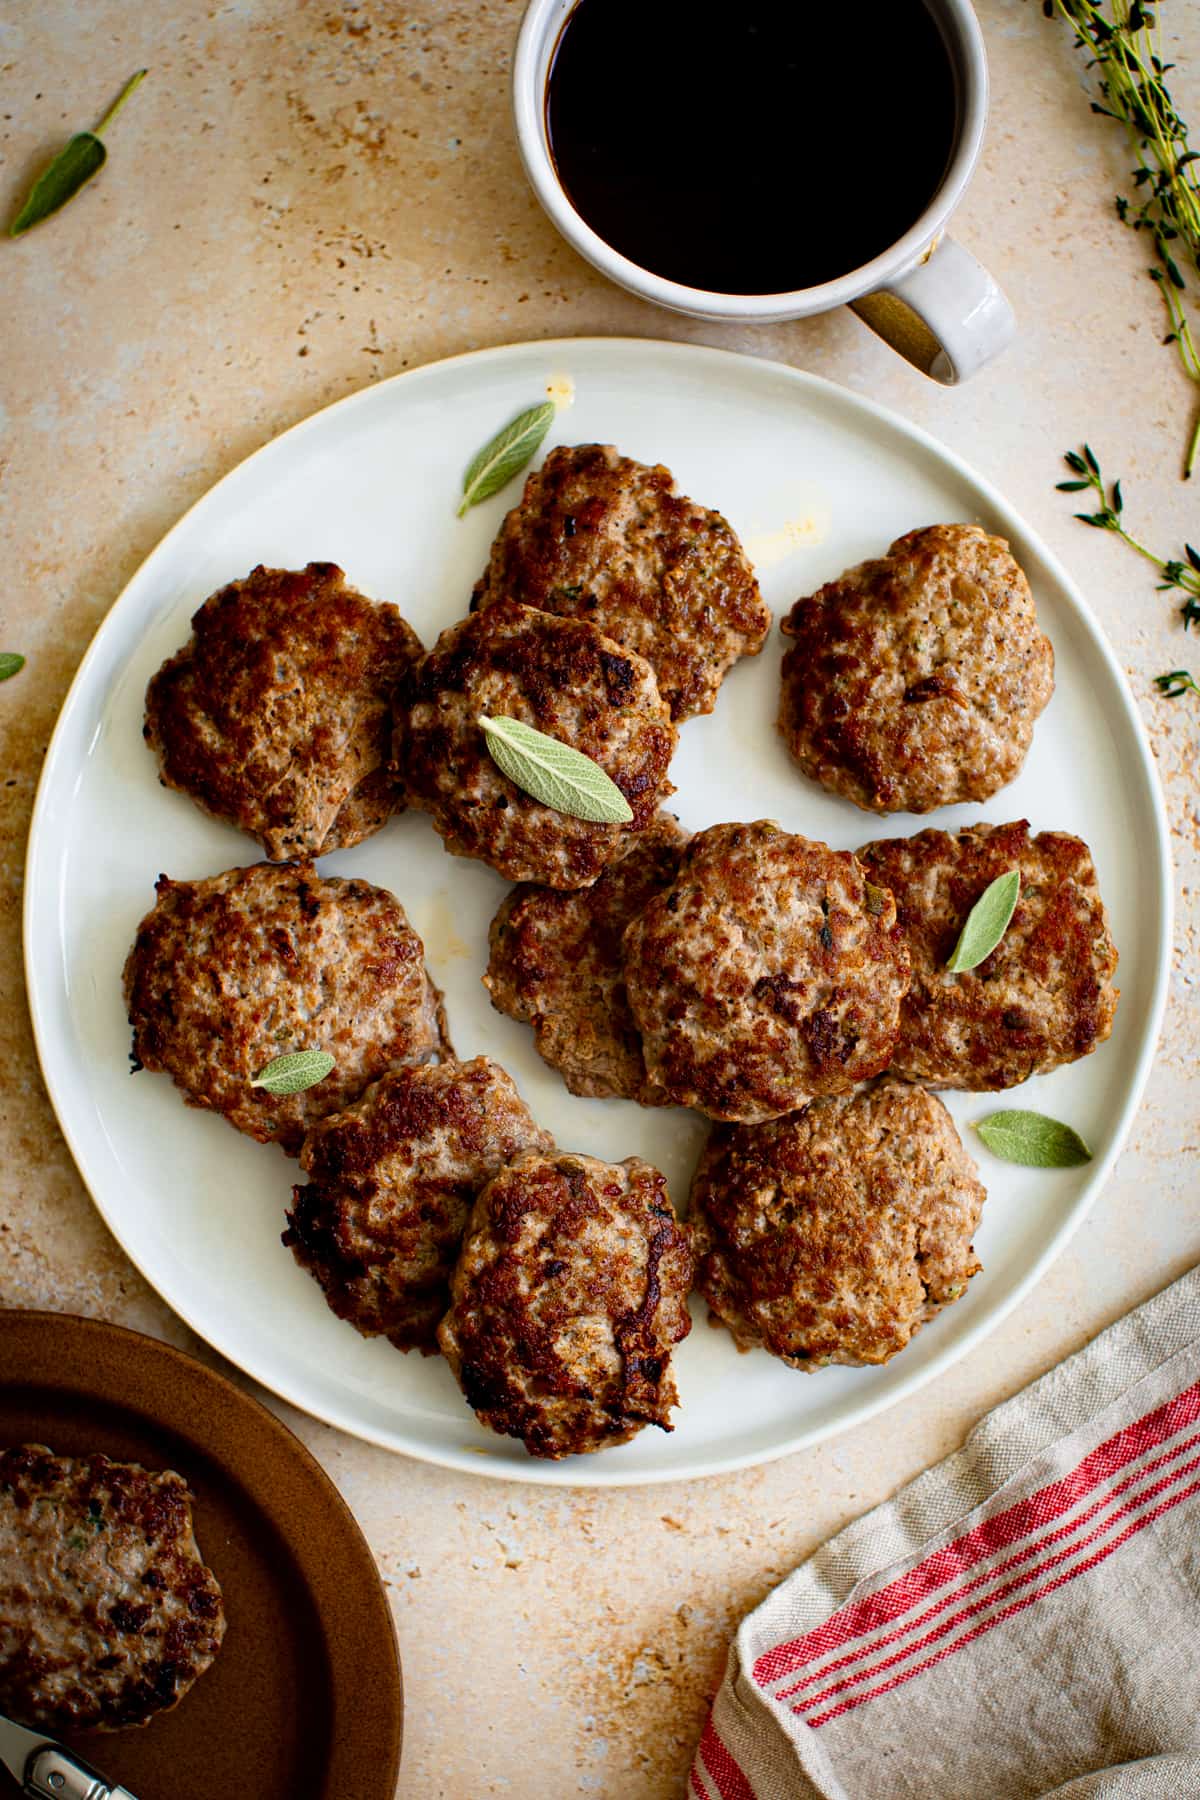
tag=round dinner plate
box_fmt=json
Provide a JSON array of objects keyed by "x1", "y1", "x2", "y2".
[
  {"x1": 24, "y1": 337, "x2": 1171, "y2": 1486},
  {"x1": 0, "y1": 1311, "x2": 401, "y2": 1797}
]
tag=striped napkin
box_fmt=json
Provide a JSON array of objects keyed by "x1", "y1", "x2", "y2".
[{"x1": 692, "y1": 1266, "x2": 1200, "y2": 1800}]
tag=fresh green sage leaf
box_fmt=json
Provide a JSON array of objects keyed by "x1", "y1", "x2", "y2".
[
  {"x1": 10, "y1": 133, "x2": 106, "y2": 235},
  {"x1": 974, "y1": 1110, "x2": 1093, "y2": 1169},
  {"x1": 9, "y1": 69, "x2": 147, "y2": 237},
  {"x1": 479, "y1": 713, "x2": 633, "y2": 824},
  {"x1": 250, "y1": 1049, "x2": 335, "y2": 1096},
  {"x1": 457, "y1": 401, "x2": 555, "y2": 517},
  {"x1": 946, "y1": 869, "x2": 1021, "y2": 972},
  {"x1": 0, "y1": 653, "x2": 25, "y2": 682}
]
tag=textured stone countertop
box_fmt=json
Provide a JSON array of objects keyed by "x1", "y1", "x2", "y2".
[{"x1": 2, "y1": 3, "x2": 1199, "y2": 1794}]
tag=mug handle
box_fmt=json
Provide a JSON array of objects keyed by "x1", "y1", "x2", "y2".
[{"x1": 849, "y1": 236, "x2": 1016, "y2": 385}]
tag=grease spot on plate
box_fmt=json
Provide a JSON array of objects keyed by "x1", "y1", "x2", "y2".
[
  {"x1": 745, "y1": 488, "x2": 831, "y2": 568},
  {"x1": 411, "y1": 894, "x2": 471, "y2": 964}
]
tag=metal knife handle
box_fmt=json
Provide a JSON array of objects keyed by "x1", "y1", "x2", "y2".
[{"x1": 24, "y1": 1744, "x2": 133, "y2": 1800}]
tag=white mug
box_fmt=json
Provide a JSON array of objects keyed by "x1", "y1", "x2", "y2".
[{"x1": 512, "y1": 0, "x2": 1015, "y2": 385}]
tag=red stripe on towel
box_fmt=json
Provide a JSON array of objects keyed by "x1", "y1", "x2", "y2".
[
  {"x1": 804, "y1": 1470, "x2": 1200, "y2": 1726},
  {"x1": 753, "y1": 1380, "x2": 1200, "y2": 1687},
  {"x1": 778, "y1": 1428, "x2": 1200, "y2": 1702},
  {"x1": 697, "y1": 1717, "x2": 756, "y2": 1800}
]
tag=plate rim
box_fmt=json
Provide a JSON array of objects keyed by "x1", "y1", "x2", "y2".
[
  {"x1": 0, "y1": 1307, "x2": 403, "y2": 1790},
  {"x1": 22, "y1": 334, "x2": 1174, "y2": 1487}
]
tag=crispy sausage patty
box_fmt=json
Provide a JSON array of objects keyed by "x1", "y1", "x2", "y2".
[
  {"x1": 471, "y1": 444, "x2": 770, "y2": 721},
  {"x1": 779, "y1": 525, "x2": 1054, "y2": 814},
  {"x1": 484, "y1": 811, "x2": 688, "y2": 1103},
  {"x1": 285, "y1": 1057, "x2": 553, "y2": 1353},
  {"x1": 0, "y1": 1445, "x2": 225, "y2": 1733},
  {"x1": 394, "y1": 600, "x2": 677, "y2": 888},
  {"x1": 857, "y1": 820, "x2": 1119, "y2": 1089},
  {"x1": 144, "y1": 562, "x2": 422, "y2": 859},
  {"x1": 124, "y1": 862, "x2": 445, "y2": 1154},
  {"x1": 621, "y1": 821, "x2": 911, "y2": 1122},
  {"x1": 438, "y1": 1150, "x2": 693, "y2": 1458},
  {"x1": 690, "y1": 1080, "x2": 986, "y2": 1368}
]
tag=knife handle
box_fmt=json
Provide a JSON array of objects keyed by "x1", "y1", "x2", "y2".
[{"x1": 24, "y1": 1744, "x2": 130, "y2": 1800}]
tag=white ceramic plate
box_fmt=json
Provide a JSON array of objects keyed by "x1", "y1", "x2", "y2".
[{"x1": 25, "y1": 338, "x2": 1171, "y2": 1486}]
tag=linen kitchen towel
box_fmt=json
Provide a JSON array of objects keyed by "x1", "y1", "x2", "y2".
[{"x1": 691, "y1": 1266, "x2": 1200, "y2": 1800}]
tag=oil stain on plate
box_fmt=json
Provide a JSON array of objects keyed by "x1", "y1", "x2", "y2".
[{"x1": 744, "y1": 486, "x2": 831, "y2": 571}]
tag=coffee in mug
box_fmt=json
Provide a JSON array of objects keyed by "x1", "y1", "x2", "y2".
[{"x1": 545, "y1": 0, "x2": 960, "y2": 298}]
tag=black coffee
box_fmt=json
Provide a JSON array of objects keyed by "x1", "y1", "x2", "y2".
[{"x1": 545, "y1": 0, "x2": 958, "y2": 296}]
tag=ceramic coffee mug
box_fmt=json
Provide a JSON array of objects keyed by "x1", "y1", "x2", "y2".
[{"x1": 512, "y1": 0, "x2": 1014, "y2": 385}]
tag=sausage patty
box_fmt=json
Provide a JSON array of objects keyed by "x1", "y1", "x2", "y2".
[
  {"x1": 484, "y1": 811, "x2": 688, "y2": 1103},
  {"x1": 394, "y1": 599, "x2": 677, "y2": 888},
  {"x1": 0, "y1": 1444, "x2": 225, "y2": 1733},
  {"x1": 144, "y1": 562, "x2": 422, "y2": 859},
  {"x1": 779, "y1": 524, "x2": 1054, "y2": 814},
  {"x1": 438, "y1": 1150, "x2": 693, "y2": 1458},
  {"x1": 470, "y1": 443, "x2": 770, "y2": 721},
  {"x1": 621, "y1": 821, "x2": 911, "y2": 1122},
  {"x1": 857, "y1": 820, "x2": 1120, "y2": 1089},
  {"x1": 124, "y1": 861, "x2": 446, "y2": 1155},
  {"x1": 284, "y1": 1057, "x2": 554, "y2": 1353},
  {"x1": 690, "y1": 1080, "x2": 986, "y2": 1368}
]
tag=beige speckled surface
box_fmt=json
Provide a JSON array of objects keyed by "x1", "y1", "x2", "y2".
[{"x1": 2, "y1": 4, "x2": 1199, "y2": 1794}]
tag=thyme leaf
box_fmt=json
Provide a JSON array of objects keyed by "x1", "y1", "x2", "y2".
[{"x1": 1155, "y1": 668, "x2": 1200, "y2": 697}]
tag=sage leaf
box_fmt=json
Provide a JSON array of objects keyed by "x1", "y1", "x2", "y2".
[
  {"x1": 479, "y1": 714, "x2": 633, "y2": 824},
  {"x1": 9, "y1": 69, "x2": 146, "y2": 237},
  {"x1": 250, "y1": 1049, "x2": 335, "y2": 1096},
  {"x1": 946, "y1": 869, "x2": 1021, "y2": 972},
  {"x1": 457, "y1": 401, "x2": 555, "y2": 516},
  {"x1": 0, "y1": 653, "x2": 25, "y2": 682},
  {"x1": 974, "y1": 1110, "x2": 1093, "y2": 1169}
]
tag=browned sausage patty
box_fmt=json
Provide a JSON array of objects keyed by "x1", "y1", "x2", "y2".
[
  {"x1": 484, "y1": 812, "x2": 688, "y2": 1103},
  {"x1": 690, "y1": 1080, "x2": 986, "y2": 1368},
  {"x1": 621, "y1": 821, "x2": 911, "y2": 1123},
  {"x1": 0, "y1": 1444, "x2": 225, "y2": 1733},
  {"x1": 124, "y1": 862, "x2": 446, "y2": 1155},
  {"x1": 284, "y1": 1057, "x2": 554, "y2": 1353},
  {"x1": 438, "y1": 1150, "x2": 693, "y2": 1458},
  {"x1": 394, "y1": 600, "x2": 677, "y2": 888},
  {"x1": 470, "y1": 443, "x2": 770, "y2": 721},
  {"x1": 144, "y1": 562, "x2": 422, "y2": 860},
  {"x1": 857, "y1": 820, "x2": 1119, "y2": 1089},
  {"x1": 779, "y1": 525, "x2": 1054, "y2": 814}
]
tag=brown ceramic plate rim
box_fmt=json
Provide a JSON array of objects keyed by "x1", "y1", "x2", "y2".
[{"x1": 0, "y1": 1309, "x2": 402, "y2": 1794}]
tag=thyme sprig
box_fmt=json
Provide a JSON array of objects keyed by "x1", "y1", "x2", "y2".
[
  {"x1": 1057, "y1": 445, "x2": 1199, "y2": 696},
  {"x1": 1044, "y1": 1, "x2": 1200, "y2": 475}
]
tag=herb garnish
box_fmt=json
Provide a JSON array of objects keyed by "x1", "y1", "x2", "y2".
[
  {"x1": 478, "y1": 714, "x2": 634, "y2": 824},
  {"x1": 1156, "y1": 668, "x2": 1200, "y2": 697},
  {"x1": 250, "y1": 1049, "x2": 335, "y2": 1095},
  {"x1": 457, "y1": 402, "x2": 555, "y2": 516},
  {"x1": 1042, "y1": 2, "x2": 1200, "y2": 475},
  {"x1": 974, "y1": 1109, "x2": 1093, "y2": 1169},
  {"x1": 1057, "y1": 445, "x2": 1198, "y2": 699},
  {"x1": 946, "y1": 870, "x2": 1021, "y2": 973},
  {"x1": 0, "y1": 654, "x2": 25, "y2": 682},
  {"x1": 9, "y1": 70, "x2": 147, "y2": 238}
]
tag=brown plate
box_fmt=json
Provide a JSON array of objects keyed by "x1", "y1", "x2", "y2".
[{"x1": 0, "y1": 1310, "x2": 402, "y2": 1799}]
